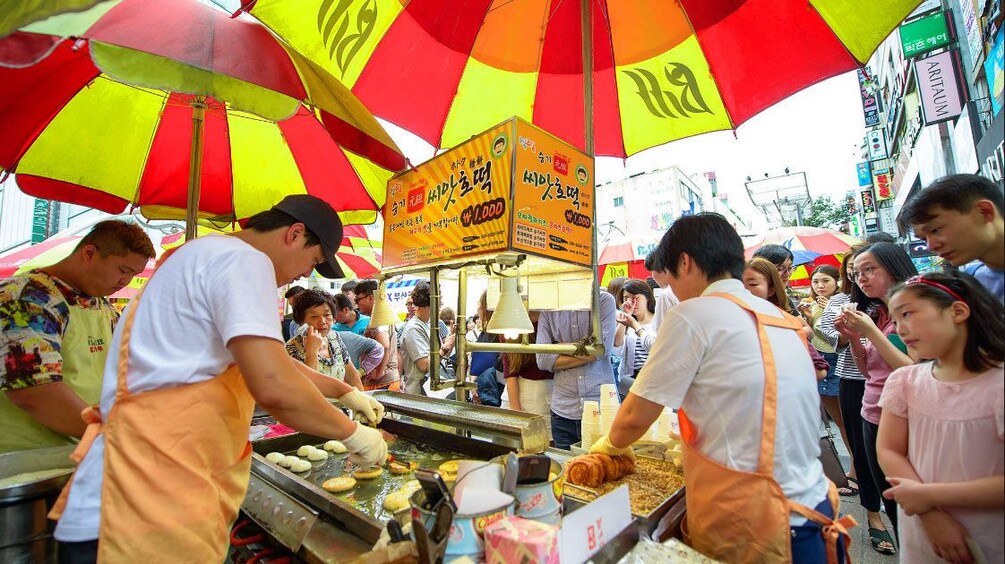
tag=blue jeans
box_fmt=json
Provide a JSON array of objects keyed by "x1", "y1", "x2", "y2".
[
  {"x1": 551, "y1": 411, "x2": 581, "y2": 450},
  {"x1": 475, "y1": 367, "x2": 504, "y2": 407},
  {"x1": 790, "y1": 498, "x2": 846, "y2": 563}
]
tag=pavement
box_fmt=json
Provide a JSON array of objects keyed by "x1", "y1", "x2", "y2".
[{"x1": 830, "y1": 423, "x2": 900, "y2": 564}]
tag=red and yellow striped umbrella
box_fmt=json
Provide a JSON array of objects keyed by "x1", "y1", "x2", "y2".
[
  {"x1": 336, "y1": 225, "x2": 382, "y2": 278},
  {"x1": 246, "y1": 0, "x2": 921, "y2": 157},
  {"x1": 0, "y1": 0, "x2": 406, "y2": 235}
]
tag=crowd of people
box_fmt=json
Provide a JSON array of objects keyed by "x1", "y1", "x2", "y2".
[{"x1": 1, "y1": 174, "x2": 1001, "y2": 563}]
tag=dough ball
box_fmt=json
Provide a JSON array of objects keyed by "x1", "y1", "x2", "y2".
[
  {"x1": 324, "y1": 440, "x2": 348, "y2": 453},
  {"x1": 322, "y1": 476, "x2": 357, "y2": 493},
  {"x1": 265, "y1": 452, "x2": 285, "y2": 464},
  {"x1": 297, "y1": 445, "x2": 316, "y2": 457},
  {"x1": 307, "y1": 449, "x2": 328, "y2": 462},
  {"x1": 383, "y1": 491, "x2": 410, "y2": 512},
  {"x1": 352, "y1": 466, "x2": 384, "y2": 480},
  {"x1": 438, "y1": 460, "x2": 459, "y2": 477},
  {"x1": 279, "y1": 455, "x2": 299, "y2": 468},
  {"x1": 388, "y1": 461, "x2": 410, "y2": 475},
  {"x1": 290, "y1": 459, "x2": 312, "y2": 473}
]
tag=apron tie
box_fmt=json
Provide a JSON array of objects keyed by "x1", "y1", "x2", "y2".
[
  {"x1": 789, "y1": 496, "x2": 858, "y2": 564},
  {"x1": 48, "y1": 405, "x2": 104, "y2": 520}
]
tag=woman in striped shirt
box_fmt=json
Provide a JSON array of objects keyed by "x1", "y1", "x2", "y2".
[{"x1": 615, "y1": 279, "x2": 657, "y2": 399}]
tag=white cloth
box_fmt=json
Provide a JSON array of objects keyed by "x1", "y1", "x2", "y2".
[
  {"x1": 517, "y1": 377, "x2": 554, "y2": 433},
  {"x1": 617, "y1": 323, "x2": 655, "y2": 396},
  {"x1": 631, "y1": 279, "x2": 828, "y2": 523},
  {"x1": 649, "y1": 286, "x2": 680, "y2": 333},
  {"x1": 55, "y1": 236, "x2": 284, "y2": 542}
]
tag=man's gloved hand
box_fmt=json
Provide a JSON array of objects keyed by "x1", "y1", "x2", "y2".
[
  {"x1": 338, "y1": 389, "x2": 385, "y2": 425},
  {"x1": 589, "y1": 434, "x2": 637, "y2": 462},
  {"x1": 340, "y1": 423, "x2": 388, "y2": 468}
]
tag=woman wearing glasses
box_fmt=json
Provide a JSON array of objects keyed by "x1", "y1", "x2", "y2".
[{"x1": 835, "y1": 242, "x2": 917, "y2": 552}]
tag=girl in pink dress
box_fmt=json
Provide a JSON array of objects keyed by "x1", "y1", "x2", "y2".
[{"x1": 878, "y1": 272, "x2": 1004, "y2": 563}]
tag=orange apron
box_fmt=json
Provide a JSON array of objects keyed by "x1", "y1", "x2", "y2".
[
  {"x1": 50, "y1": 248, "x2": 256, "y2": 563},
  {"x1": 679, "y1": 293, "x2": 855, "y2": 564}
]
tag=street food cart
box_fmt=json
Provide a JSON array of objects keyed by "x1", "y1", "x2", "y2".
[{"x1": 236, "y1": 119, "x2": 689, "y2": 563}]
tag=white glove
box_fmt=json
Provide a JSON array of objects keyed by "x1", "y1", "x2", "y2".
[
  {"x1": 341, "y1": 423, "x2": 388, "y2": 468},
  {"x1": 338, "y1": 389, "x2": 385, "y2": 425}
]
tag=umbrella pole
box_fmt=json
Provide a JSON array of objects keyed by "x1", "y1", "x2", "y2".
[
  {"x1": 581, "y1": 0, "x2": 603, "y2": 349},
  {"x1": 186, "y1": 97, "x2": 208, "y2": 240}
]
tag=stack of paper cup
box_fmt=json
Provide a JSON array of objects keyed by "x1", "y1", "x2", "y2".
[
  {"x1": 655, "y1": 408, "x2": 681, "y2": 442},
  {"x1": 600, "y1": 384, "x2": 620, "y2": 406},
  {"x1": 580, "y1": 401, "x2": 601, "y2": 448}
]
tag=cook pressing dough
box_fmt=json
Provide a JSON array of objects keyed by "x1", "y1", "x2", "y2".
[
  {"x1": 279, "y1": 455, "x2": 300, "y2": 468},
  {"x1": 324, "y1": 440, "x2": 348, "y2": 453},
  {"x1": 307, "y1": 449, "x2": 328, "y2": 461},
  {"x1": 322, "y1": 476, "x2": 357, "y2": 493},
  {"x1": 352, "y1": 466, "x2": 384, "y2": 480},
  {"x1": 265, "y1": 452, "x2": 285, "y2": 464},
  {"x1": 290, "y1": 459, "x2": 312, "y2": 473}
]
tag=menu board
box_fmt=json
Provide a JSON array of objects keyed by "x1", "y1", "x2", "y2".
[
  {"x1": 383, "y1": 118, "x2": 595, "y2": 269},
  {"x1": 511, "y1": 120, "x2": 594, "y2": 267}
]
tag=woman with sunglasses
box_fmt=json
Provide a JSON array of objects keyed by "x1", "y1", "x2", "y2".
[{"x1": 835, "y1": 242, "x2": 917, "y2": 551}]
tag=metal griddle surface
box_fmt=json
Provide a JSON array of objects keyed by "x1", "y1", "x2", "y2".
[{"x1": 259, "y1": 435, "x2": 476, "y2": 523}]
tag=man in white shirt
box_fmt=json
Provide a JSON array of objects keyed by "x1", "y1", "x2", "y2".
[
  {"x1": 53, "y1": 195, "x2": 387, "y2": 563},
  {"x1": 400, "y1": 282, "x2": 455, "y2": 395},
  {"x1": 592, "y1": 213, "x2": 837, "y2": 563}
]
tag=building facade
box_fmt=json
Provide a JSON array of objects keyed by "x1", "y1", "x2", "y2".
[
  {"x1": 596, "y1": 167, "x2": 751, "y2": 259},
  {"x1": 851, "y1": 0, "x2": 1002, "y2": 242},
  {"x1": 0, "y1": 177, "x2": 106, "y2": 254}
]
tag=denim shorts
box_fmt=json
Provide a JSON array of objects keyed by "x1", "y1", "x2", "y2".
[{"x1": 817, "y1": 352, "x2": 839, "y2": 397}]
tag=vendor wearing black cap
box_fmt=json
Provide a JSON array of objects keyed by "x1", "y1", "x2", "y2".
[{"x1": 51, "y1": 195, "x2": 388, "y2": 563}]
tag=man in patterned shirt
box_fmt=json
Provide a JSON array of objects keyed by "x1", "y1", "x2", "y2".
[{"x1": 0, "y1": 220, "x2": 154, "y2": 453}]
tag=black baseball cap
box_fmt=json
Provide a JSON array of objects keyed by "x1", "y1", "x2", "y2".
[{"x1": 273, "y1": 195, "x2": 345, "y2": 279}]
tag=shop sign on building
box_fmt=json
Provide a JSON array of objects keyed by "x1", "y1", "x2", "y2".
[
  {"x1": 860, "y1": 188, "x2": 877, "y2": 215},
  {"x1": 874, "y1": 171, "x2": 893, "y2": 201},
  {"x1": 984, "y1": 27, "x2": 1003, "y2": 118},
  {"x1": 31, "y1": 199, "x2": 50, "y2": 244},
  {"x1": 899, "y1": 11, "x2": 952, "y2": 58},
  {"x1": 856, "y1": 162, "x2": 873, "y2": 186},
  {"x1": 917, "y1": 50, "x2": 966, "y2": 126},
  {"x1": 867, "y1": 129, "x2": 888, "y2": 161},
  {"x1": 856, "y1": 68, "x2": 881, "y2": 127},
  {"x1": 976, "y1": 109, "x2": 1004, "y2": 188},
  {"x1": 959, "y1": 0, "x2": 984, "y2": 71}
]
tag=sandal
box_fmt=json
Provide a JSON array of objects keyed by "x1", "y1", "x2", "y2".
[
  {"x1": 868, "y1": 527, "x2": 897, "y2": 555},
  {"x1": 837, "y1": 476, "x2": 859, "y2": 497}
]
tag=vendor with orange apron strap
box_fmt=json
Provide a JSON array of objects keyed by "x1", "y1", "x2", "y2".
[
  {"x1": 1, "y1": 220, "x2": 154, "y2": 454},
  {"x1": 50, "y1": 196, "x2": 389, "y2": 564},
  {"x1": 591, "y1": 214, "x2": 856, "y2": 564}
]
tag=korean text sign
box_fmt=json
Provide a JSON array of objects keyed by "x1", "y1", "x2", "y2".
[{"x1": 382, "y1": 118, "x2": 595, "y2": 269}]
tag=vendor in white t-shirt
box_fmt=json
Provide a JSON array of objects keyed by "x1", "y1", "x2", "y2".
[
  {"x1": 591, "y1": 214, "x2": 848, "y2": 564},
  {"x1": 52, "y1": 196, "x2": 388, "y2": 563}
]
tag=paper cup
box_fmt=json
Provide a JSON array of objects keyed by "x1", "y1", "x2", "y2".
[
  {"x1": 599, "y1": 384, "x2": 620, "y2": 406},
  {"x1": 582, "y1": 401, "x2": 600, "y2": 423}
]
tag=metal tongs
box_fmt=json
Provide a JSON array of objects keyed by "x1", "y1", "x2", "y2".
[{"x1": 413, "y1": 499, "x2": 454, "y2": 564}]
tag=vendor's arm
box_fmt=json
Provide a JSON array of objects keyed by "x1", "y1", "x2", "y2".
[
  {"x1": 4, "y1": 383, "x2": 88, "y2": 437},
  {"x1": 232, "y1": 336, "x2": 357, "y2": 438},
  {"x1": 608, "y1": 393, "x2": 664, "y2": 448},
  {"x1": 1, "y1": 286, "x2": 87, "y2": 437}
]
